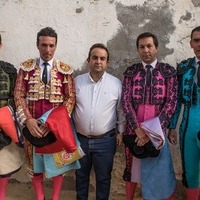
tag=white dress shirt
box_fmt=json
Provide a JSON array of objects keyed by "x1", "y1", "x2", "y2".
[
  {"x1": 39, "y1": 58, "x2": 53, "y2": 83},
  {"x1": 142, "y1": 59, "x2": 157, "y2": 69},
  {"x1": 73, "y1": 72, "x2": 126, "y2": 136}
]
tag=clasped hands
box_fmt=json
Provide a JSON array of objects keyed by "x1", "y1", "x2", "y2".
[
  {"x1": 26, "y1": 118, "x2": 50, "y2": 138},
  {"x1": 134, "y1": 127, "x2": 150, "y2": 146}
]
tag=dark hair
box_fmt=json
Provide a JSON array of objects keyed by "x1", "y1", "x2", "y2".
[
  {"x1": 0, "y1": 34, "x2": 1, "y2": 44},
  {"x1": 191, "y1": 26, "x2": 200, "y2": 39},
  {"x1": 87, "y1": 43, "x2": 110, "y2": 61},
  {"x1": 136, "y1": 32, "x2": 159, "y2": 49},
  {"x1": 37, "y1": 27, "x2": 57, "y2": 45}
]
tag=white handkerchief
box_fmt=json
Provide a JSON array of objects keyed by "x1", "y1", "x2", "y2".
[{"x1": 140, "y1": 117, "x2": 165, "y2": 150}]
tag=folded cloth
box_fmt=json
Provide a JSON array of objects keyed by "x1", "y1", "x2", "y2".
[
  {"x1": 35, "y1": 105, "x2": 77, "y2": 154},
  {"x1": 0, "y1": 106, "x2": 21, "y2": 142},
  {"x1": 123, "y1": 117, "x2": 164, "y2": 159},
  {"x1": 140, "y1": 117, "x2": 165, "y2": 150},
  {"x1": 53, "y1": 146, "x2": 85, "y2": 168}
]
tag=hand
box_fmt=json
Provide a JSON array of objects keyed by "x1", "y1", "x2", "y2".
[
  {"x1": 25, "y1": 118, "x2": 43, "y2": 138},
  {"x1": 134, "y1": 127, "x2": 150, "y2": 146},
  {"x1": 39, "y1": 123, "x2": 50, "y2": 137},
  {"x1": 116, "y1": 133, "x2": 123, "y2": 146},
  {"x1": 168, "y1": 129, "x2": 177, "y2": 145}
]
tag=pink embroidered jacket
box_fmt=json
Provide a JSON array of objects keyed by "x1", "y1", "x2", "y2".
[
  {"x1": 122, "y1": 62, "x2": 178, "y2": 181},
  {"x1": 122, "y1": 62, "x2": 178, "y2": 135}
]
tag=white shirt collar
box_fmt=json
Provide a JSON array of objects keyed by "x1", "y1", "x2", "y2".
[
  {"x1": 142, "y1": 59, "x2": 157, "y2": 69},
  {"x1": 39, "y1": 58, "x2": 54, "y2": 67},
  {"x1": 88, "y1": 71, "x2": 106, "y2": 83}
]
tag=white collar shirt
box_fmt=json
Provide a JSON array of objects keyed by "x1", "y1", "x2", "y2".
[
  {"x1": 142, "y1": 59, "x2": 157, "y2": 69},
  {"x1": 73, "y1": 72, "x2": 126, "y2": 136},
  {"x1": 39, "y1": 58, "x2": 54, "y2": 82}
]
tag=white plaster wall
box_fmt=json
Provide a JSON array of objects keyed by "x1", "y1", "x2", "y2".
[
  {"x1": 0, "y1": 0, "x2": 121, "y2": 69},
  {"x1": 0, "y1": 0, "x2": 199, "y2": 69},
  {"x1": 164, "y1": 0, "x2": 200, "y2": 65}
]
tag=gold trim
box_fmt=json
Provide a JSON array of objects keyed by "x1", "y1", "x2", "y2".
[
  {"x1": 57, "y1": 60, "x2": 73, "y2": 75},
  {"x1": 20, "y1": 59, "x2": 36, "y2": 72}
]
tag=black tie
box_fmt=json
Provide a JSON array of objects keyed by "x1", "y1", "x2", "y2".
[
  {"x1": 197, "y1": 61, "x2": 200, "y2": 87},
  {"x1": 146, "y1": 65, "x2": 152, "y2": 87},
  {"x1": 42, "y1": 62, "x2": 48, "y2": 84}
]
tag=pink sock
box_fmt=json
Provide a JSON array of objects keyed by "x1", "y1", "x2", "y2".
[
  {"x1": 31, "y1": 174, "x2": 44, "y2": 200},
  {"x1": 126, "y1": 181, "x2": 137, "y2": 200},
  {"x1": 0, "y1": 177, "x2": 9, "y2": 200},
  {"x1": 186, "y1": 187, "x2": 200, "y2": 200},
  {"x1": 52, "y1": 175, "x2": 64, "y2": 200}
]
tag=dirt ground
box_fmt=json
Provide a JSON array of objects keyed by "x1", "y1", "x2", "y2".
[
  {"x1": 6, "y1": 177, "x2": 189, "y2": 200},
  {"x1": 5, "y1": 146, "x2": 196, "y2": 200}
]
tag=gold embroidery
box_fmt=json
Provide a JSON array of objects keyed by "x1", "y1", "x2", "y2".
[
  {"x1": 57, "y1": 60, "x2": 73, "y2": 75},
  {"x1": 63, "y1": 75, "x2": 68, "y2": 83},
  {"x1": 20, "y1": 59, "x2": 36, "y2": 72},
  {"x1": 23, "y1": 58, "x2": 70, "y2": 103}
]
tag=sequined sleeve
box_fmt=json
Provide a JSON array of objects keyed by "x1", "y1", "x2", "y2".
[
  {"x1": 169, "y1": 73, "x2": 183, "y2": 128},
  {"x1": 62, "y1": 74, "x2": 75, "y2": 117},
  {"x1": 159, "y1": 74, "x2": 178, "y2": 130},
  {"x1": 122, "y1": 70, "x2": 139, "y2": 130},
  {"x1": 14, "y1": 69, "x2": 32, "y2": 125}
]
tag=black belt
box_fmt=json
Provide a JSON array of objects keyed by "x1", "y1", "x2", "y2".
[{"x1": 77, "y1": 129, "x2": 116, "y2": 139}]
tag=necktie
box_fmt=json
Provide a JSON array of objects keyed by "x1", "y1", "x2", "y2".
[
  {"x1": 42, "y1": 62, "x2": 48, "y2": 84},
  {"x1": 146, "y1": 65, "x2": 152, "y2": 87},
  {"x1": 197, "y1": 61, "x2": 200, "y2": 87}
]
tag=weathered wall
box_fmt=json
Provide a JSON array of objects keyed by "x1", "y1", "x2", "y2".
[
  {"x1": 1, "y1": 0, "x2": 200, "y2": 199},
  {"x1": 1, "y1": 0, "x2": 200, "y2": 71}
]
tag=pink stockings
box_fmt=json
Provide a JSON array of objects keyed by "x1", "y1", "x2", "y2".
[
  {"x1": 186, "y1": 188, "x2": 200, "y2": 200},
  {"x1": 32, "y1": 174, "x2": 44, "y2": 200},
  {"x1": 0, "y1": 177, "x2": 9, "y2": 200},
  {"x1": 32, "y1": 174, "x2": 64, "y2": 200},
  {"x1": 52, "y1": 175, "x2": 64, "y2": 200},
  {"x1": 125, "y1": 181, "x2": 175, "y2": 200},
  {"x1": 126, "y1": 181, "x2": 137, "y2": 200}
]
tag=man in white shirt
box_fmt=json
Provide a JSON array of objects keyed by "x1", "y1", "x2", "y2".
[{"x1": 73, "y1": 43, "x2": 125, "y2": 200}]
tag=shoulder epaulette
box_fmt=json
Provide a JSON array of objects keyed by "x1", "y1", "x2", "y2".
[
  {"x1": 0, "y1": 61, "x2": 17, "y2": 75},
  {"x1": 57, "y1": 61, "x2": 73, "y2": 75},
  {"x1": 177, "y1": 58, "x2": 194, "y2": 75},
  {"x1": 159, "y1": 63, "x2": 176, "y2": 78},
  {"x1": 123, "y1": 63, "x2": 142, "y2": 77},
  {"x1": 20, "y1": 59, "x2": 36, "y2": 72}
]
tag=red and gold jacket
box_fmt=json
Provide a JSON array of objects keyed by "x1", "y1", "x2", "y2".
[
  {"x1": 14, "y1": 58, "x2": 75, "y2": 123},
  {"x1": 14, "y1": 58, "x2": 75, "y2": 167}
]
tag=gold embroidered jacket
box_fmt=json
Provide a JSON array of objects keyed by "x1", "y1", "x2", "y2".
[{"x1": 14, "y1": 58, "x2": 75, "y2": 124}]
